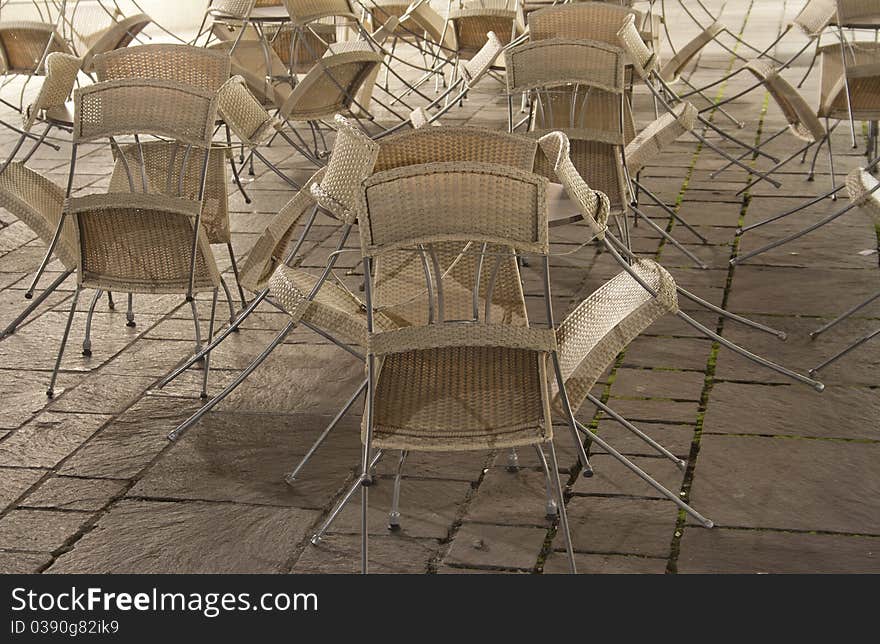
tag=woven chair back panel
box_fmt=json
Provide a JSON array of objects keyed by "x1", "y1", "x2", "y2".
[
  {"x1": 362, "y1": 162, "x2": 548, "y2": 254},
  {"x1": 95, "y1": 45, "x2": 232, "y2": 92},
  {"x1": 109, "y1": 142, "x2": 230, "y2": 244},
  {"x1": 283, "y1": 56, "x2": 380, "y2": 119},
  {"x1": 820, "y1": 42, "x2": 880, "y2": 119},
  {"x1": 315, "y1": 116, "x2": 380, "y2": 221},
  {"x1": 0, "y1": 23, "x2": 68, "y2": 74},
  {"x1": 283, "y1": 0, "x2": 355, "y2": 23},
  {"x1": 617, "y1": 12, "x2": 655, "y2": 77},
  {"x1": 209, "y1": 0, "x2": 258, "y2": 18},
  {"x1": 375, "y1": 127, "x2": 538, "y2": 172},
  {"x1": 794, "y1": 0, "x2": 836, "y2": 35},
  {"x1": 452, "y1": 14, "x2": 516, "y2": 53},
  {"x1": 836, "y1": 0, "x2": 880, "y2": 25},
  {"x1": 218, "y1": 76, "x2": 274, "y2": 143},
  {"x1": 505, "y1": 39, "x2": 624, "y2": 94},
  {"x1": 68, "y1": 3, "x2": 115, "y2": 51},
  {"x1": 75, "y1": 202, "x2": 218, "y2": 294},
  {"x1": 74, "y1": 81, "x2": 217, "y2": 146},
  {"x1": 528, "y1": 2, "x2": 634, "y2": 43},
  {"x1": 0, "y1": 162, "x2": 78, "y2": 269},
  {"x1": 25, "y1": 52, "x2": 80, "y2": 130},
  {"x1": 409, "y1": 3, "x2": 457, "y2": 48}
]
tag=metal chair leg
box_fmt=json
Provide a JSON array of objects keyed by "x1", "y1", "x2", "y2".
[
  {"x1": 810, "y1": 290, "x2": 880, "y2": 339},
  {"x1": 82, "y1": 289, "x2": 102, "y2": 357},
  {"x1": 546, "y1": 441, "x2": 577, "y2": 573},
  {"x1": 586, "y1": 394, "x2": 686, "y2": 471},
  {"x1": 126, "y1": 293, "x2": 135, "y2": 327},
  {"x1": 310, "y1": 450, "x2": 384, "y2": 545},
  {"x1": 0, "y1": 269, "x2": 73, "y2": 339},
  {"x1": 226, "y1": 242, "x2": 247, "y2": 308},
  {"x1": 534, "y1": 444, "x2": 559, "y2": 519},
  {"x1": 506, "y1": 447, "x2": 520, "y2": 472},
  {"x1": 201, "y1": 288, "x2": 219, "y2": 399},
  {"x1": 285, "y1": 379, "x2": 368, "y2": 485},
  {"x1": 574, "y1": 419, "x2": 713, "y2": 528},
  {"x1": 551, "y1": 352, "x2": 593, "y2": 477},
  {"x1": 810, "y1": 327, "x2": 880, "y2": 375},
  {"x1": 47, "y1": 287, "x2": 81, "y2": 399},
  {"x1": 632, "y1": 205, "x2": 709, "y2": 269},
  {"x1": 167, "y1": 320, "x2": 295, "y2": 441},
  {"x1": 387, "y1": 450, "x2": 408, "y2": 531}
]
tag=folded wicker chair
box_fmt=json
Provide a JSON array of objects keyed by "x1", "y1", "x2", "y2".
[
  {"x1": 505, "y1": 35, "x2": 713, "y2": 267},
  {"x1": 0, "y1": 18, "x2": 73, "y2": 114},
  {"x1": 67, "y1": 6, "x2": 151, "y2": 75},
  {"x1": 809, "y1": 167, "x2": 880, "y2": 373},
  {"x1": 347, "y1": 159, "x2": 577, "y2": 573},
  {"x1": 165, "y1": 115, "x2": 381, "y2": 441},
  {"x1": 38, "y1": 78, "x2": 226, "y2": 399}
]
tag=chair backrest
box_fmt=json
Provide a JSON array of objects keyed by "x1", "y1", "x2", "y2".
[
  {"x1": 23, "y1": 51, "x2": 80, "y2": 131},
  {"x1": 0, "y1": 21, "x2": 69, "y2": 75},
  {"x1": 506, "y1": 38, "x2": 626, "y2": 144},
  {"x1": 528, "y1": 2, "x2": 635, "y2": 43},
  {"x1": 836, "y1": 0, "x2": 880, "y2": 28},
  {"x1": 360, "y1": 163, "x2": 556, "y2": 452},
  {"x1": 818, "y1": 41, "x2": 880, "y2": 120},
  {"x1": 280, "y1": 49, "x2": 384, "y2": 120},
  {"x1": 282, "y1": 0, "x2": 357, "y2": 24},
  {"x1": 745, "y1": 60, "x2": 826, "y2": 143},
  {"x1": 448, "y1": 0, "x2": 523, "y2": 53},
  {"x1": 217, "y1": 74, "x2": 277, "y2": 144},
  {"x1": 617, "y1": 12, "x2": 657, "y2": 79},
  {"x1": 65, "y1": 192, "x2": 222, "y2": 295},
  {"x1": 375, "y1": 125, "x2": 538, "y2": 172},
  {"x1": 792, "y1": 0, "x2": 836, "y2": 37},
  {"x1": 408, "y1": 2, "x2": 458, "y2": 50},
  {"x1": 310, "y1": 114, "x2": 381, "y2": 223},
  {"x1": 73, "y1": 78, "x2": 218, "y2": 146},
  {"x1": 94, "y1": 44, "x2": 231, "y2": 93},
  {"x1": 207, "y1": 0, "x2": 257, "y2": 19}
]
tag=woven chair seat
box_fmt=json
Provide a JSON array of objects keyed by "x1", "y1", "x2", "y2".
[
  {"x1": 0, "y1": 21, "x2": 71, "y2": 75},
  {"x1": 745, "y1": 59, "x2": 826, "y2": 143},
  {"x1": 0, "y1": 162, "x2": 77, "y2": 269},
  {"x1": 846, "y1": 167, "x2": 880, "y2": 225},
  {"x1": 65, "y1": 192, "x2": 223, "y2": 295},
  {"x1": 369, "y1": 343, "x2": 552, "y2": 451},
  {"x1": 818, "y1": 41, "x2": 880, "y2": 120},
  {"x1": 553, "y1": 258, "x2": 679, "y2": 412},
  {"x1": 625, "y1": 101, "x2": 698, "y2": 175}
]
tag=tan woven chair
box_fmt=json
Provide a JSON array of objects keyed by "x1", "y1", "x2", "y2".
[
  {"x1": 165, "y1": 115, "x2": 381, "y2": 442},
  {"x1": 447, "y1": 0, "x2": 524, "y2": 59},
  {"x1": 0, "y1": 162, "x2": 76, "y2": 339},
  {"x1": 504, "y1": 36, "x2": 713, "y2": 267},
  {"x1": 35, "y1": 78, "x2": 225, "y2": 399},
  {"x1": 2, "y1": 51, "x2": 79, "y2": 177},
  {"x1": 0, "y1": 19, "x2": 73, "y2": 115},
  {"x1": 349, "y1": 159, "x2": 577, "y2": 573},
  {"x1": 808, "y1": 167, "x2": 880, "y2": 373}
]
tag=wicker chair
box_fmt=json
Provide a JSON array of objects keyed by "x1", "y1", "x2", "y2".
[
  {"x1": 39, "y1": 78, "x2": 226, "y2": 399},
  {"x1": 349, "y1": 159, "x2": 577, "y2": 573},
  {"x1": 809, "y1": 167, "x2": 880, "y2": 373},
  {"x1": 165, "y1": 115, "x2": 381, "y2": 443},
  {"x1": 0, "y1": 19, "x2": 72, "y2": 115},
  {"x1": 447, "y1": 0, "x2": 524, "y2": 59},
  {"x1": 504, "y1": 36, "x2": 714, "y2": 267}
]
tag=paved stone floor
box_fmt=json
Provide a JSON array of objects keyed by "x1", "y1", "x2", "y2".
[{"x1": 0, "y1": 1, "x2": 878, "y2": 574}]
